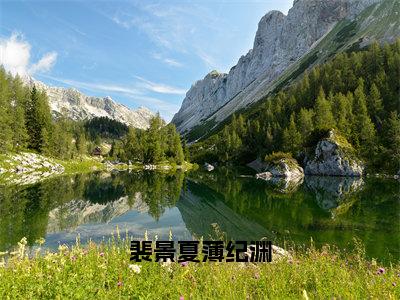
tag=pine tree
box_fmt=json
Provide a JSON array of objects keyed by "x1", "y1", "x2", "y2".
[
  {"x1": 314, "y1": 87, "x2": 335, "y2": 130},
  {"x1": 182, "y1": 140, "x2": 190, "y2": 162},
  {"x1": 353, "y1": 80, "x2": 376, "y2": 150},
  {"x1": 383, "y1": 111, "x2": 400, "y2": 172},
  {"x1": 297, "y1": 108, "x2": 314, "y2": 138},
  {"x1": 25, "y1": 86, "x2": 39, "y2": 150},
  {"x1": 282, "y1": 113, "x2": 302, "y2": 154},
  {"x1": 368, "y1": 83, "x2": 384, "y2": 125},
  {"x1": 237, "y1": 114, "x2": 246, "y2": 136},
  {"x1": 10, "y1": 76, "x2": 28, "y2": 150},
  {"x1": 76, "y1": 132, "x2": 88, "y2": 156},
  {"x1": 172, "y1": 132, "x2": 185, "y2": 165},
  {"x1": 334, "y1": 93, "x2": 353, "y2": 138},
  {"x1": 25, "y1": 86, "x2": 53, "y2": 152},
  {"x1": 145, "y1": 114, "x2": 163, "y2": 163},
  {"x1": 125, "y1": 127, "x2": 142, "y2": 162},
  {"x1": 0, "y1": 68, "x2": 13, "y2": 152}
]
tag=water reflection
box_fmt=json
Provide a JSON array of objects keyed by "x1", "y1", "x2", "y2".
[
  {"x1": 0, "y1": 171, "x2": 185, "y2": 250},
  {"x1": 305, "y1": 176, "x2": 364, "y2": 210},
  {"x1": 0, "y1": 170, "x2": 398, "y2": 261}
]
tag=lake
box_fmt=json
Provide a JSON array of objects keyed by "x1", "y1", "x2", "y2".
[{"x1": 0, "y1": 169, "x2": 398, "y2": 262}]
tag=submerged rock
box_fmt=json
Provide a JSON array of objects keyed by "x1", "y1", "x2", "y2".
[
  {"x1": 252, "y1": 156, "x2": 304, "y2": 193},
  {"x1": 305, "y1": 130, "x2": 364, "y2": 177},
  {"x1": 251, "y1": 157, "x2": 304, "y2": 180}
]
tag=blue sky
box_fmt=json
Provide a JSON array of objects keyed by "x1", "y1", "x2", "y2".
[{"x1": 0, "y1": 0, "x2": 293, "y2": 121}]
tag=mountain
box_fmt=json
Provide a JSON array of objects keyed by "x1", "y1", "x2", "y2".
[
  {"x1": 24, "y1": 77, "x2": 154, "y2": 129},
  {"x1": 172, "y1": 0, "x2": 400, "y2": 141}
]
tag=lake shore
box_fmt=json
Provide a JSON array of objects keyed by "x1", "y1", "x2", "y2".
[
  {"x1": 0, "y1": 151, "x2": 195, "y2": 186},
  {"x1": 0, "y1": 237, "x2": 398, "y2": 299}
]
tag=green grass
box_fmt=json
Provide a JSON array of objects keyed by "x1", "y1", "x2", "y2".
[
  {"x1": 264, "y1": 152, "x2": 293, "y2": 163},
  {"x1": 0, "y1": 236, "x2": 398, "y2": 299},
  {"x1": 56, "y1": 157, "x2": 105, "y2": 174}
]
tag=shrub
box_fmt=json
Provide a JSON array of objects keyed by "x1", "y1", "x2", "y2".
[{"x1": 264, "y1": 151, "x2": 293, "y2": 163}]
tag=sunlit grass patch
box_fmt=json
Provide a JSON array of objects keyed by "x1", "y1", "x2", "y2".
[{"x1": 0, "y1": 234, "x2": 398, "y2": 299}]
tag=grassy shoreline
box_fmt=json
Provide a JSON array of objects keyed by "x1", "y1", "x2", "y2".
[
  {"x1": 0, "y1": 151, "x2": 195, "y2": 186},
  {"x1": 0, "y1": 237, "x2": 398, "y2": 299}
]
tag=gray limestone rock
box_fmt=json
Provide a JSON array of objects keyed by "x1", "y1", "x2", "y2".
[{"x1": 304, "y1": 130, "x2": 364, "y2": 176}]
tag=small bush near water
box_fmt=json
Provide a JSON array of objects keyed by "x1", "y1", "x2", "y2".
[{"x1": 0, "y1": 234, "x2": 398, "y2": 299}]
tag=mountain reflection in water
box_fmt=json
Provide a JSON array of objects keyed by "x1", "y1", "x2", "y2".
[{"x1": 0, "y1": 169, "x2": 398, "y2": 262}]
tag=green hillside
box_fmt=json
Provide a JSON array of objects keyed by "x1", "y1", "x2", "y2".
[{"x1": 190, "y1": 40, "x2": 400, "y2": 173}]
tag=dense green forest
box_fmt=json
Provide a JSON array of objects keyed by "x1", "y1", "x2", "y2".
[
  {"x1": 84, "y1": 117, "x2": 129, "y2": 140},
  {"x1": 190, "y1": 40, "x2": 400, "y2": 173},
  {"x1": 109, "y1": 114, "x2": 187, "y2": 165},
  {"x1": 0, "y1": 69, "x2": 88, "y2": 159},
  {"x1": 0, "y1": 68, "x2": 186, "y2": 165}
]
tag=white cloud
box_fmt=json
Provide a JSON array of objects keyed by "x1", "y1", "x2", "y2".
[
  {"x1": 42, "y1": 75, "x2": 142, "y2": 96},
  {"x1": 0, "y1": 33, "x2": 57, "y2": 76},
  {"x1": 152, "y1": 53, "x2": 183, "y2": 68},
  {"x1": 29, "y1": 52, "x2": 58, "y2": 74},
  {"x1": 111, "y1": 15, "x2": 132, "y2": 29},
  {"x1": 0, "y1": 33, "x2": 31, "y2": 76},
  {"x1": 196, "y1": 49, "x2": 219, "y2": 70},
  {"x1": 163, "y1": 58, "x2": 183, "y2": 68},
  {"x1": 135, "y1": 76, "x2": 186, "y2": 95},
  {"x1": 110, "y1": 3, "x2": 226, "y2": 71}
]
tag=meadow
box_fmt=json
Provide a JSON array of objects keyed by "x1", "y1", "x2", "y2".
[{"x1": 0, "y1": 233, "x2": 398, "y2": 299}]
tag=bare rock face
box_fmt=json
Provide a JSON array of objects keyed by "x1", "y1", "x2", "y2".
[
  {"x1": 172, "y1": 0, "x2": 388, "y2": 137},
  {"x1": 24, "y1": 77, "x2": 154, "y2": 129},
  {"x1": 305, "y1": 130, "x2": 364, "y2": 177}
]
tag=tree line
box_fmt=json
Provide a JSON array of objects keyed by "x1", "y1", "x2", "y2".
[
  {"x1": 0, "y1": 70, "x2": 89, "y2": 159},
  {"x1": 109, "y1": 114, "x2": 187, "y2": 165},
  {"x1": 0, "y1": 68, "x2": 187, "y2": 164},
  {"x1": 191, "y1": 40, "x2": 400, "y2": 173}
]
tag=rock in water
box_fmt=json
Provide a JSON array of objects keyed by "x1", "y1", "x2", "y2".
[
  {"x1": 252, "y1": 156, "x2": 304, "y2": 180},
  {"x1": 305, "y1": 130, "x2": 364, "y2": 176},
  {"x1": 266, "y1": 158, "x2": 304, "y2": 179}
]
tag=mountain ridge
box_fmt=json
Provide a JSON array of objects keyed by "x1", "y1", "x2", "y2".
[
  {"x1": 172, "y1": 0, "x2": 399, "y2": 141},
  {"x1": 23, "y1": 76, "x2": 155, "y2": 129}
]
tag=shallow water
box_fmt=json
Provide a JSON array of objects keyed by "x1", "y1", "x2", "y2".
[{"x1": 0, "y1": 169, "x2": 398, "y2": 262}]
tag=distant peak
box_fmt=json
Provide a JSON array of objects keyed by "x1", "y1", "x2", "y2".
[{"x1": 207, "y1": 70, "x2": 225, "y2": 79}]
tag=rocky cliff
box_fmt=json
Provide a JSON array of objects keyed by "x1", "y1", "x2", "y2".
[
  {"x1": 172, "y1": 0, "x2": 399, "y2": 140},
  {"x1": 24, "y1": 77, "x2": 154, "y2": 129}
]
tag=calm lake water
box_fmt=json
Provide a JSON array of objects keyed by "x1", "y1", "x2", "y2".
[{"x1": 0, "y1": 169, "x2": 399, "y2": 262}]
